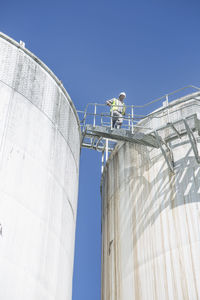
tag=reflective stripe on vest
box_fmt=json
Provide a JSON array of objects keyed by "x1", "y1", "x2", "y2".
[{"x1": 110, "y1": 98, "x2": 126, "y2": 115}]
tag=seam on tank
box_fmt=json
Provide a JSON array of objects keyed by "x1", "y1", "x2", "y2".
[
  {"x1": 4, "y1": 135, "x2": 79, "y2": 208},
  {"x1": 0, "y1": 188, "x2": 75, "y2": 229},
  {"x1": 0, "y1": 138, "x2": 77, "y2": 220}
]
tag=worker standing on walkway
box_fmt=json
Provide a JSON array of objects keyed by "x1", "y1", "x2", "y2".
[{"x1": 106, "y1": 92, "x2": 126, "y2": 129}]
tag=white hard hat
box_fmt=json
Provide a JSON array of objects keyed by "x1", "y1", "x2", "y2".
[{"x1": 119, "y1": 92, "x2": 126, "y2": 98}]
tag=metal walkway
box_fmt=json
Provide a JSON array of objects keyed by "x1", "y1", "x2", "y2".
[
  {"x1": 77, "y1": 85, "x2": 200, "y2": 173},
  {"x1": 83, "y1": 125, "x2": 159, "y2": 148}
]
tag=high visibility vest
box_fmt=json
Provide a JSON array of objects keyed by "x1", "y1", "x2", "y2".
[{"x1": 110, "y1": 98, "x2": 126, "y2": 115}]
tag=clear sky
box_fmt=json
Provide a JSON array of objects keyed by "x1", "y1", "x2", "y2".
[{"x1": 1, "y1": 0, "x2": 200, "y2": 299}]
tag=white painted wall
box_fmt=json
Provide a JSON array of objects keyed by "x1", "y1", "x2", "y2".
[
  {"x1": 101, "y1": 95, "x2": 200, "y2": 300},
  {"x1": 0, "y1": 33, "x2": 81, "y2": 300}
]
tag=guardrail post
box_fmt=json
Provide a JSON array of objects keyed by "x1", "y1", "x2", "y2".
[
  {"x1": 128, "y1": 113, "x2": 131, "y2": 130},
  {"x1": 131, "y1": 106, "x2": 134, "y2": 133},
  {"x1": 101, "y1": 151, "x2": 104, "y2": 174},
  {"x1": 93, "y1": 104, "x2": 97, "y2": 127},
  {"x1": 83, "y1": 112, "x2": 86, "y2": 128},
  {"x1": 166, "y1": 94, "x2": 170, "y2": 123},
  {"x1": 110, "y1": 110, "x2": 113, "y2": 129},
  {"x1": 106, "y1": 139, "x2": 109, "y2": 161}
]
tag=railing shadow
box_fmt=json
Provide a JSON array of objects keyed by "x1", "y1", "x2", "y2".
[{"x1": 101, "y1": 140, "x2": 200, "y2": 275}]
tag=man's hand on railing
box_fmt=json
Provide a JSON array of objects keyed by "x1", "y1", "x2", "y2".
[{"x1": 106, "y1": 100, "x2": 112, "y2": 106}]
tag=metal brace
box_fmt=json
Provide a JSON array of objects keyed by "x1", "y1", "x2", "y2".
[
  {"x1": 81, "y1": 127, "x2": 87, "y2": 145},
  {"x1": 91, "y1": 136, "x2": 97, "y2": 149},
  {"x1": 183, "y1": 119, "x2": 200, "y2": 163},
  {"x1": 154, "y1": 131, "x2": 174, "y2": 173},
  {"x1": 167, "y1": 122, "x2": 182, "y2": 139},
  {"x1": 95, "y1": 137, "x2": 103, "y2": 151}
]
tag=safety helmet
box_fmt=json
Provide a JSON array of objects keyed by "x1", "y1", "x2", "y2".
[{"x1": 119, "y1": 92, "x2": 126, "y2": 98}]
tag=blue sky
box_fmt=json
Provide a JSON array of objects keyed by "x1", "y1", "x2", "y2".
[{"x1": 1, "y1": 0, "x2": 200, "y2": 299}]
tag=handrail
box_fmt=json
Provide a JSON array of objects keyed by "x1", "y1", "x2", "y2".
[
  {"x1": 77, "y1": 85, "x2": 200, "y2": 129},
  {"x1": 133, "y1": 85, "x2": 200, "y2": 108},
  {"x1": 79, "y1": 85, "x2": 200, "y2": 115},
  {"x1": 80, "y1": 85, "x2": 200, "y2": 172}
]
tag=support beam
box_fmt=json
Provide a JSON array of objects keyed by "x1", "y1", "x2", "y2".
[
  {"x1": 183, "y1": 119, "x2": 200, "y2": 163},
  {"x1": 167, "y1": 122, "x2": 182, "y2": 139},
  {"x1": 85, "y1": 125, "x2": 159, "y2": 148},
  {"x1": 154, "y1": 131, "x2": 174, "y2": 173}
]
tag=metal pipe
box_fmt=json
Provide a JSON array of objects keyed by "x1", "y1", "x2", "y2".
[
  {"x1": 165, "y1": 94, "x2": 170, "y2": 123},
  {"x1": 93, "y1": 104, "x2": 96, "y2": 127},
  {"x1": 106, "y1": 139, "x2": 109, "y2": 161},
  {"x1": 101, "y1": 151, "x2": 104, "y2": 174},
  {"x1": 110, "y1": 110, "x2": 113, "y2": 129},
  {"x1": 80, "y1": 85, "x2": 200, "y2": 119},
  {"x1": 131, "y1": 106, "x2": 134, "y2": 133},
  {"x1": 128, "y1": 114, "x2": 131, "y2": 131}
]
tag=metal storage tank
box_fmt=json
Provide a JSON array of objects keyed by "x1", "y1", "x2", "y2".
[
  {"x1": 0, "y1": 32, "x2": 81, "y2": 300},
  {"x1": 101, "y1": 93, "x2": 200, "y2": 300}
]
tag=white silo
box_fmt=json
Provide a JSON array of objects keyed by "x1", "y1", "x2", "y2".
[
  {"x1": 0, "y1": 32, "x2": 81, "y2": 300},
  {"x1": 101, "y1": 92, "x2": 200, "y2": 299}
]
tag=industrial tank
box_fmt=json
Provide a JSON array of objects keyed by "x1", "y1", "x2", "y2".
[
  {"x1": 0, "y1": 32, "x2": 81, "y2": 300},
  {"x1": 101, "y1": 93, "x2": 200, "y2": 299}
]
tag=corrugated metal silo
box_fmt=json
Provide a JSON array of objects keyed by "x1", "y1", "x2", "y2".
[
  {"x1": 0, "y1": 33, "x2": 81, "y2": 300},
  {"x1": 101, "y1": 93, "x2": 200, "y2": 300}
]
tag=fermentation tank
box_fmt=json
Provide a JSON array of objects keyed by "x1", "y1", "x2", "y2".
[
  {"x1": 0, "y1": 33, "x2": 81, "y2": 300},
  {"x1": 101, "y1": 93, "x2": 200, "y2": 300}
]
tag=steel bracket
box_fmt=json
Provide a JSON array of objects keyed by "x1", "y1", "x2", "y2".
[
  {"x1": 167, "y1": 122, "x2": 182, "y2": 139},
  {"x1": 183, "y1": 119, "x2": 200, "y2": 163},
  {"x1": 154, "y1": 131, "x2": 174, "y2": 173}
]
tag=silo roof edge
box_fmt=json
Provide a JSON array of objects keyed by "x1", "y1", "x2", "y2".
[{"x1": 0, "y1": 32, "x2": 81, "y2": 138}]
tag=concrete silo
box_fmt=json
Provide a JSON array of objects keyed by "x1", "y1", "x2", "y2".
[
  {"x1": 0, "y1": 33, "x2": 81, "y2": 300},
  {"x1": 101, "y1": 92, "x2": 200, "y2": 299}
]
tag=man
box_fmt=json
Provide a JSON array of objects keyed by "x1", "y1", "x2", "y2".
[{"x1": 106, "y1": 92, "x2": 126, "y2": 129}]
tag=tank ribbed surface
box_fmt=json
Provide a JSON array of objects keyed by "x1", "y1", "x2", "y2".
[
  {"x1": 101, "y1": 95, "x2": 200, "y2": 300},
  {"x1": 0, "y1": 33, "x2": 81, "y2": 300}
]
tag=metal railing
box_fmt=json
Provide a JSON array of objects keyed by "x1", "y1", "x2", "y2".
[
  {"x1": 78, "y1": 103, "x2": 136, "y2": 132},
  {"x1": 77, "y1": 85, "x2": 200, "y2": 132},
  {"x1": 78, "y1": 85, "x2": 200, "y2": 173}
]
